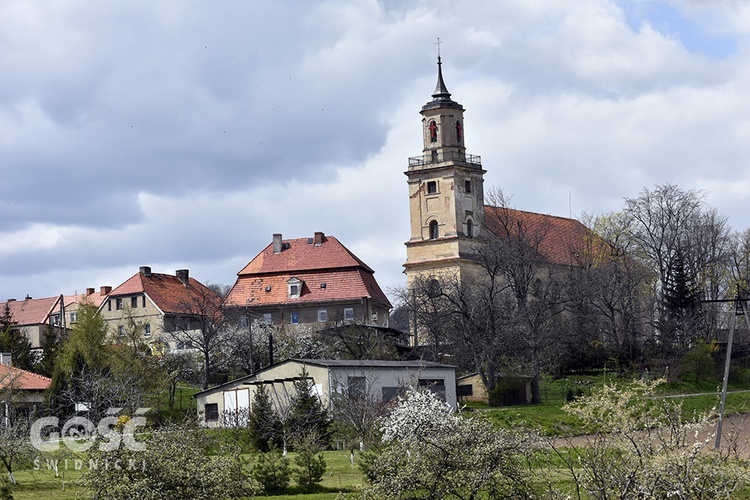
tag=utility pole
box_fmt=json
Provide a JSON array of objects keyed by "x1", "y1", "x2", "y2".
[{"x1": 709, "y1": 287, "x2": 750, "y2": 450}]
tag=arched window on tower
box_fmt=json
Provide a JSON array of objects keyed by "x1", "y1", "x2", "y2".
[
  {"x1": 429, "y1": 220, "x2": 439, "y2": 240},
  {"x1": 428, "y1": 120, "x2": 438, "y2": 143},
  {"x1": 456, "y1": 120, "x2": 462, "y2": 142},
  {"x1": 466, "y1": 219, "x2": 473, "y2": 238}
]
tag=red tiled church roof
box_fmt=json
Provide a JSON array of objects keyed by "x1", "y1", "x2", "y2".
[
  {"x1": 108, "y1": 271, "x2": 220, "y2": 314},
  {"x1": 0, "y1": 296, "x2": 61, "y2": 327},
  {"x1": 483, "y1": 206, "x2": 593, "y2": 266},
  {"x1": 225, "y1": 233, "x2": 391, "y2": 308},
  {"x1": 0, "y1": 364, "x2": 51, "y2": 391}
]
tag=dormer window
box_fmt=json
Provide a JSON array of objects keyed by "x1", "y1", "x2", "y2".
[{"x1": 287, "y1": 277, "x2": 303, "y2": 299}]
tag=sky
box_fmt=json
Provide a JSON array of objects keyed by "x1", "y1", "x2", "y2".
[{"x1": 2, "y1": 0, "x2": 750, "y2": 305}]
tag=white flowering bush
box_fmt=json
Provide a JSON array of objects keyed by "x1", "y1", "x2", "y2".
[
  {"x1": 554, "y1": 378, "x2": 750, "y2": 499},
  {"x1": 365, "y1": 388, "x2": 537, "y2": 499}
]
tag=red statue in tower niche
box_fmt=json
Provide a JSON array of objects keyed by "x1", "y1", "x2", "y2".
[
  {"x1": 429, "y1": 120, "x2": 438, "y2": 142},
  {"x1": 456, "y1": 120, "x2": 462, "y2": 142}
]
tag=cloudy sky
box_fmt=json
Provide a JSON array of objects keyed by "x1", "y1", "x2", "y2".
[{"x1": 2, "y1": 0, "x2": 750, "y2": 304}]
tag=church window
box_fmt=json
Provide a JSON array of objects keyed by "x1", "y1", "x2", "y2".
[
  {"x1": 456, "y1": 120, "x2": 462, "y2": 142},
  {"x1": 427, "y1": 181, "x2": 437, "y2": 194},
  {"x1": 429, "y1": 220, "x2": 439, "y2": 239},
  {"x1": 428, "y1": 120, "x2": 438, "y2": 142},
  {"x1": 464, "y1": 179, "x2": 472, "y2": 193},
  {"x1": 466, "y1": 219, "x2": 473, "y2": 238}
]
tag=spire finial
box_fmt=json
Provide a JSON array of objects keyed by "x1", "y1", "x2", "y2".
[{"x1": 435, "y1": 37, "x2": 442, "y2": 61}]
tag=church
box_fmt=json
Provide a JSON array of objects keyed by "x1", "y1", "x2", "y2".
[{"x1": 403, "y1": 56, "x2": 593, "y2": 344}]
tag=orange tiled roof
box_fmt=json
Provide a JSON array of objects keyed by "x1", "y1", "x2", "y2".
[
  {"x1": 64, "y1": 290, "x2": 108, "y2": 310},
  {"x1": 237, "y1": 235, "x2": 373, "y2": 275},
  {"x1": 226, "y1": 234, "x2": 391, "y2": 308},
  {"x1": 483, "y1": 206, "x2": 593, "y2": 266},
  {"x1": 0, "y1": 364, "x2": 51, "y2": 391},
  {"x1": 0, "y1": 296, "x2": 61, "y2": 327},
  {"x1": 108, "y1": 272, "x2": 220, "y2": 314}
]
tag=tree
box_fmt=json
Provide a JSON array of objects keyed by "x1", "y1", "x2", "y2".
[
  {"x1": 330, "y1": 371, "x2": 390, "y2": 451},
  {"x1": 252, "y1": 442, "x2": 291, "y2": 494},
  {"x1": 0, "y1": 416, "x2": 33, "y2": 485},
  {"x1": 565, "y1": 212, "x2": 652, "y2": 369},
  {"x1": 623, "y1": 183, "x2": 730, "y2": 358},
  {"x1": 293, "y1": 438, "x2": 327, "y2": 491},
  {"x1": 365, "y1": 388, "x2": 536, "y2": 499},
  {"x1": 552, "y1": 379, "x2": 750, "y2": 499},
  {"x1": 287, "y1": 369, "x2": 331, "y2": 449},
  {"x1": 167, "y1": 283, "x2": 225, "y2": 389},
  {"x1": 0, "y1": 304, "x2": 33, "y2": 372},
  {"x1": 79, "y1": 420, "x2": 256, "y2": 499},
  {"x1": 479, "y1": 188, "x2": 568, "y2": 402},
  {"x1": 249, "y1": 384, "x2": 282, "y2": 452}
]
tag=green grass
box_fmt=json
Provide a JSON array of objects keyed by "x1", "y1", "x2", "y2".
[{"x1": 10, "y1": 375, "x2": 750, "y2": 498}]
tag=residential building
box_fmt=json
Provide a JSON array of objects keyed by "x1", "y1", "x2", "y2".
[
  {"x1": 98, "y1": 266, "x2": 221, "y2": 353},
  {"x1": 0, "y1": 295, "x2": 63, "y2": 350},
  {"x1": 62, "y1": 286, "x2": 112, "y2": 327},
  {"x1": 195, "y1": 358, "x2": 456, "y2": 427},
  {"x1": 0, "y1": 356, "x2": 52, "y2": 424},
  {"x1": 223, "y1": 232, "x2": 392, "y2": 329}
]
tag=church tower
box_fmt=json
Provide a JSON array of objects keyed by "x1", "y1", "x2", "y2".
[{"x1": 403, "y1": 56, "x2": 486, "y2": 286}]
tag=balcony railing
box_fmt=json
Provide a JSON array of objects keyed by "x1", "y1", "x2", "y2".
[{"x1": 408, "y1": 151, "x2": 482, "y2": 169}]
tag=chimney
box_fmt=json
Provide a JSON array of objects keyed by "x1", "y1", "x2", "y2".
[
  {"x1": 24, "y1": 295, "x2": 32, "y2": 300},
  {"x1": 176, "y1": 269, "x2": 189, "y2": 286},
  {"x1": 100, "y1": 286, "x2": 112, "y2": 295},
  {"x1": 86, "y1": 288, "x2": 95, "y2": 296},
  {"x1": 139, "y1": 266, "x2": 152, "y2": 277},
  {"x1": 314, "y1": 231, "x2": 324, "y2": 246},
  {"x1": 273, "y1": 233, "x2": 283, "y2": 254},
  {"x1": 0, "y1": 353, "x2": 11, "y2": 367}
]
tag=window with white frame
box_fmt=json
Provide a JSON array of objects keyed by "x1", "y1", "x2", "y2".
[
  {"x1": 118, "y1": 325, "x2": 124, "y2": 336},
  {"x1": 344, "y1": 307, "x2": 354, "y2": 321},
  {"x1": 371, "y1": 311, "x2": 378, "y2": 324},
  {"x1": 263, "y1": 313, "x2": 272, "y2": 324},
  {"x1": 318, "y1": 309, "x2": 328, "y2": 322},
  {"x1": 143, "y1": 324, "x2": 151, "y2": 337},
  {"x1": 287, "y1": 277, "x2": 303, "y2": 299},
  {"x1": 70, "y1": 312, "x2": 78, "y2": 323},
  {"x1": 115, "y1": 298, "x2": 123, "y2": 310}
]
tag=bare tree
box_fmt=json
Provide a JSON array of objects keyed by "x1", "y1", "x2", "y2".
[
  {"x1": 167, "y1": 283, "x2": 225, "y2": 389},
  {"x1": 329, "y1": 371, "x2": 390, "y2": 451},
  {"x1": 623, "y1": 183, "x2": 731, "y2": 354},
  {"x1": 479, "y1": 188, "x2": 568, "y2": 402}
]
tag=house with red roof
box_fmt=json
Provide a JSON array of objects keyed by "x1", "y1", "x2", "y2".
[
  {"x1": 0, "y1": 295, "x2": 63, "y2": 350},
  {"x1": 98, "y1": 267, "x2": 221, "y2": 353},
  {"x1": 223, "y1": 232, "x2": 392, "y2": 330},
  {"x1": 0, "y1": 358, "x2": 52, "y2": 424}
]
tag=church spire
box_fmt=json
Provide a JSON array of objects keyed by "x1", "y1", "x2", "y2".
[{"x1": 422, "y1": 54, "x2": 462, "y2": 111}]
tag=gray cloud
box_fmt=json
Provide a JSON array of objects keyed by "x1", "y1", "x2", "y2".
[{"x1": 2, "y1": 0, "x2": 750, "y2": 303}]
